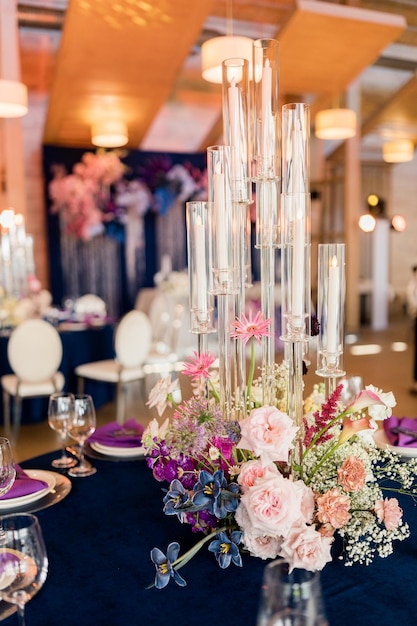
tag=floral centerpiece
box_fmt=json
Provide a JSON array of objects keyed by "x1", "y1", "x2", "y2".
[{"x1": 143, "y1": 312, "x2": 417, "y2": 589}]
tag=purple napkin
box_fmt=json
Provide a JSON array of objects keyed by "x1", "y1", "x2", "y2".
[
  {"x1": 87, "y1": 418, "x2": 144, "y2": 448},
  {"x1": 383, "y1": 416, "x2": 417, "y2": 448},
  {"x1": 0, "y1": 465, "x2": 49, "y2": 500}
]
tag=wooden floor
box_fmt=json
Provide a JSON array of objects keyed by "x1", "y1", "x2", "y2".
[{"x1": 3, "y1": 309, "x2": 417, "y2": 463}]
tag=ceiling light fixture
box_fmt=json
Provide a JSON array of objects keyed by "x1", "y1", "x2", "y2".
[
  {"x1": 0, "y1": 79, "x2": 28, "y2": 118},
  {"x1": 382, "y1": 139, "x2": 414, "y2": 163},
  {"x1": 91, "y1": 120, "x2": 128, "y2": 148},
  {"x1": 201, "y1": 35, "x2": 253, "y2": 84},
  {"x1": 315, "y1": 108, "x2": 356, "y2": 140}
]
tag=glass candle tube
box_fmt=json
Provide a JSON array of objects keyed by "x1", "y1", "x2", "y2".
[
  {"x1": 252, "y1": 38, "x2": 280, "y2": 180},
  {"x1": 316, "y1": 243, "x2": 346, "y2": 376},
  {"x1": 186, "y1": 201, "x2": 215, "y2": 334}
]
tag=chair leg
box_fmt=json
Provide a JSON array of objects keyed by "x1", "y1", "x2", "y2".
[
  {"x1": 77, "y1": 377, "x2": 85, "y2": 395},
  {"x1": 12, "y1": 396, "x2": 22, "y2": 444},
  {"x1": 2, "y1": 390, "x2": 11, "y2": 441},
  {"x1": 116, "y1": 380, "x2": 125, "y2": 424}
]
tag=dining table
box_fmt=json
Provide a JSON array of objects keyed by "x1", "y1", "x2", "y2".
[
  {"x1": 0, "y1": 447, "x2": 416, "y2": 626},
  {"x1": 0, "y1": 323, "x2": 116, "y2": 426}
]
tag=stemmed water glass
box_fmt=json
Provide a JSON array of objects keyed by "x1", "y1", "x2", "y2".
[
  {"x1": 67, "y1": 394, "x2": 97, "y2": 477},
  {"x1": 0, "y1": 437, "x2": 16, "y2": 499},
  {"x1": 47, "y1": 392, "x2": 77, "y2": 469},
  {"x1": 0, "y1": 513, "x2": 48, "y2": 626}
]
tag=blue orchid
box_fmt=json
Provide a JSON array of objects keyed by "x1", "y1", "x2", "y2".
[
  {"x1": 208, "y1": 531, "x2": 243, "y2": 569},
  {"x1": 192, "y1": 469, "x2": 240, "y2": 519},
  {"x1": 163, "y1": 479, "x2": 190, "y2": 518},
  {"x1": 150, "y1": 542, "x2": 187, "y2": 589}
]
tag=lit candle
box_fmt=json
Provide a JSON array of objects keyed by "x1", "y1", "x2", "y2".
[
  {"x1": 261, "y1": 59, "x2": 272, "y2": 157},
  {"x1": 327, "y1": 255, "x2": 339, "y2": 354},
  {"x1": 194, "y1": 216, "x2": 207, "y2": 312},
  {"x1": 14, "y1": 213, "x2": 26, "y2": 246},
  {"x1": 291, "y1": 209, "x2": 304, "y2": 321},
  {"x1": 213, "y1": 162, "x2": 228, "y2": 269},
  {"x1": 228, "y1": 77, "x2": 240, "y2": 181}
]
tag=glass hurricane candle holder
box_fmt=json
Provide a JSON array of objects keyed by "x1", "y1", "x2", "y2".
[
  {"x1": 316, "y1": 243, "x2": 346, "y2": 379},
  {"x1": 280, "y1": 193, "x2": 311, "y2": 341},
  {"x1": 207, "y1": 145, "x2": 238, "y2": 295},
  {"x1": 222, "y1": 58, "x2": 251, "y2": 204},
  {"x1": 282, "y1": 102, "x2": 310, "y2": 195},
  {"x1": 186, "y1": 201, "x2": 215, "y2": 334},
  {"x1": 252, "y1": 38, "x2": 280, "y2": 180}
]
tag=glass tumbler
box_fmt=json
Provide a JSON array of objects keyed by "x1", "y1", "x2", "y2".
[{"x1": 257, "y1": 560, "x2": 328, "y2": 626}]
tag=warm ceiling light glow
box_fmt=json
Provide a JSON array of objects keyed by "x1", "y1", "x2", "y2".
[
  {"x1": 0, "y1": 79, "x2": 28, "y2": 118},
  {"x1": 349, "y1": 344, "x2": 382, "y2": 356},
  {"x1": 315, "y1": 108, "x2": 356, "y2": 140},
  {"x1": 91, "y1": 120, "x2": 128, "y2": 148},
  {"x1": 391, "y1": 215, "x2": 406, "y2": 232},
  {"x1": 358, "y1": 213, "x2": 376, "y2": 233},
  {"x1": 382, "y1": 139, "x2": 414, "y2": 163},
  {"x1": 391, "y1": 341, "x2": 408, "y2": 352},
  {"x1": 201, "y1": 35, "x2": 253, "y2": 84}
]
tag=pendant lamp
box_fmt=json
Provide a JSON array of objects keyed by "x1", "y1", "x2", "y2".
[
  {"x1": 201, "y1": 35, "x2": 253, "y2": 84},
  {"x1": 315, "y1": 108, "x2": 356, "y2": 140},
  {"x1": 0, "y1": 79, "x2": 28, "y2": 118},
  {"x1": 91, "y1": 120, "x2": 128, "y2": 148},
  {"x1": 382, "y1": 140, "x2": 414, "y2": 163}
]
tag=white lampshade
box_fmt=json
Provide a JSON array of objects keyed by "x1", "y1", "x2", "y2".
[
  {"x1": 0, "y1": 79, "x2": 28, "y2": 118},
  {"x1": 201, "y1": 35, "x2": 253, "y2": 84},
  {"x1": 382, "y1": 140, "x2": 414, "y2": 163},
  {"x1": 315, "y1": 108, "x2": 356, "y2": 140},
  {"x1": 91, "y1": 120, "x2": 128, "y2": 148}
]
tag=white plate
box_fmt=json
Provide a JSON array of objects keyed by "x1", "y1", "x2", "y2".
[
  {"x1": 373, "y1": 429, "x2": 417, "y2": 458},
  {"x1": 90, "y1": 442, "x2": 144, "y2": 458},
  {"x1": 0, "y1": 470, "x2": 56, "y2": 510}
]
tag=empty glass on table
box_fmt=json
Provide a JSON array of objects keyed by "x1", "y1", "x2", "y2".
[
  {"x1": 47, "y1": 392, "x2": 77, "y2": 469},
  {"x1": 0, "y1": 513, "x2": 48, "y2": 626},
  {"x1": 67, "y1": 394, "x2": 97, "y2": 477},
  {"x1": 0, "y1": 437, "x2": 16, "y2": 498}
]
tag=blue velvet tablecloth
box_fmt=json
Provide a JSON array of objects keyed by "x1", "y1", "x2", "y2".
[
  {"x1": 0, "y1": 325, "x2": 115, "y2": 425},
  {"x1": 0, "y1": 451, "x2": 416, "y2": 625}
]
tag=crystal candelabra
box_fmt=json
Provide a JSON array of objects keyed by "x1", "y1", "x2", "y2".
[{"x1": 186, "y1": 38, "x2": 345, "y2": 453}]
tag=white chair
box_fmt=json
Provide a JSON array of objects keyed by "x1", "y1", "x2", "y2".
[
  {"x1": 1, "y1": 319, "x2": 65, "y2": 442},
  {"x1": 74, "y1": 294, "x2": 107, "y2": 316},
  {"x1": 74, "y1": 310, "x2": 152, "y2": 424}
]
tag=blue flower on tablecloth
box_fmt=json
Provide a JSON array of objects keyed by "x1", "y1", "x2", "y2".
[
  {"x1": 208, "y1": 531, "x2": 243, "y2": 569},
  {"x1": 150, "y1": 542, "x2": 187, "y2": 589}
]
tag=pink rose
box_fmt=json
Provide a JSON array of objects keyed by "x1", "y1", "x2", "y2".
[
  {"x1": 238, "y1": 459, "x2": 278, "y2": 491},
  {"x1": 235, "y1": 503, "x2": 281, "y2": 560},
  {"x1": 240, "y1": 473, "x2": 303, "y2": 537},
  {"x1": 375, "y1": 497, "x2": 403, "y2": 531},
  {"x1": 294, "y1": 479, "x2": 315, "y2": 524},
  {"x1": 337, "y1": 456, "x2": 367, "y2": 492},
  {"x1": 237, "y1": 405, "x2": 299, "y2": 467},
  {"x1": 316, "y1": 488, "x2": 350, "y2": 529},
  {"x1": 279, "y1": 523, "x2": 333, "y2": 572}
]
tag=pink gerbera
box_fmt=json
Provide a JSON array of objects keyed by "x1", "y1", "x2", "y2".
[
  {"x1": 231, "y1": 311, "x2": 271, "y2": 345},
  {"x1": 182, "y1": 351, "x2": 216, "y2": 380}
]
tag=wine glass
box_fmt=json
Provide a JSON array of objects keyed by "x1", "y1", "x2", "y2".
[
  {"x1": 47, "y1": 392, "x2": 77, "y2": 469},
  {"x1": 67, "y1": 394, "x2": 97, "y2": 477},
  {"x1": 0, "y1": 513, "x2": 48, "y2": 626}
]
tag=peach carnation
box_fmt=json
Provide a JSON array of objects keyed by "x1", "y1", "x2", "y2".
[
  {"x1": 375, "y1": 497, "x2": 403, "y2": 531},
  {"x1": 337, "y1": 456, "x2": 367, "y2": 492},
  {"x1": 316, "y1": 487, "x2": 350, "y2": 529}
]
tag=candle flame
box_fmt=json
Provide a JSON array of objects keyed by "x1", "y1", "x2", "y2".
[{"x1": 331, "y1": 255, "x2": 338, "y2": 269}]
